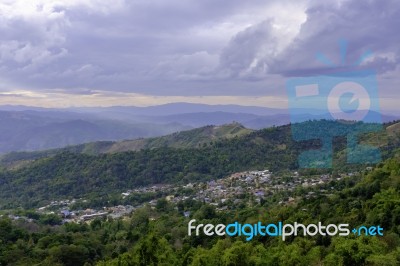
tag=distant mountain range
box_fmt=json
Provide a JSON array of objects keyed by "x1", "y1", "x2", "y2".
[
  {"x1": 0, "y1": 103, "x2": 398, "y2": 154},
  {"x1": 1, "y1": 119, "x2": 400, "y2": 208},
  {"x1": 2, "y1": 119, "x2": 400, "y2": 171},
  {"x1": 0, "y1": 110, "x2": 190, "y2": 154},
  {"x1": 0, "y1": 123, "x2": 253, "y2": 168}
]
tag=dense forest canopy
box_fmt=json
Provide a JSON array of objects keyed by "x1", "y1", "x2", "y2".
[
  {"x1": 0, "y1": 120, "x2": 399, "y2": 265},
  {"x1": 0, "y1": 120, "x2": 398, "y2": 208},
  {"x1": 0, "y1": 155, "x2": 399, "y2": 265}
]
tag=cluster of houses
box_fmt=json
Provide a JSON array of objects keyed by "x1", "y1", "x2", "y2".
[
  {"x1": 36, "y1": 205, "x2": 136, "y2": 223},
  {"x1": 37, "y1": 198, "x2": 77, "y2": 212},
  {"x1": 61, "y1": 205, "x2": 136, "y2": 222},
  {"x1": 28, "y1": 169, "x2": 359, "y2": 224},
  {"x1": 34, "y1": 198, "x2": 136, "y2": 223},
  {"x1": 188, "y1": 170, "x2": 362, "y2": 208},
  {"x1": 183, "y1": 170, "x2": 346, "y2": 209},
  {"x1": 121, "y1": 184, "x2": 172, "y2": 198}
]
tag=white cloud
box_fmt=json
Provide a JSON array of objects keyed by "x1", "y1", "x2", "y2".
[
  {"x1": 0, "y1": 88, "x2": 288, "y2": 108},
  {"x1": 0, "y1": 0, "x2": 398, "y2": 108},
  {"x1": 148, "y1": 51, "x2": 219, "y2": 80}
]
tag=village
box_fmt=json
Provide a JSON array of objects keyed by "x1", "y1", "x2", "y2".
[{"x1": 17, "y1": 168, "x2": 358, "y2": 224}]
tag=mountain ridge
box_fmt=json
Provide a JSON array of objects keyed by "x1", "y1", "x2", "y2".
[
  {"x1": 0, "y1": 103, "x2": 399, "y2": 155},
  {"x1": 0, "y1": 122, "x2": 253, "y2": 168},
  {"x1": 1, "y1": 119, "x2": 400, "y2": 208}
]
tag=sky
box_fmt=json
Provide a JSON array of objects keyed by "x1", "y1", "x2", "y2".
[{"x1": 0, "y1": 0, "x2": 399, "y2": 110}]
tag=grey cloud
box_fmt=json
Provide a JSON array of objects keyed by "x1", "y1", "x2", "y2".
[
  {"x1": 217, "y1": 20, "x2": 276, "y2": 80},
  {"x1": 213, "y1": 0, "x2": 400, "y2": 80},
  {"x1": 0, "y1": 7, "x2": 67, "y2": 69},
  {"x1": 147, "y1": 51, "x2": 219, "y2": 81},
  {"x1": 0, "y1": 0, "x2": 275, "y2": 95},
  {"x1": 269, "y1": 0, "x2": 400, "y2": 76},
  {"x1": 0, "y1": 0, "x2": 398, "y2": 100}
]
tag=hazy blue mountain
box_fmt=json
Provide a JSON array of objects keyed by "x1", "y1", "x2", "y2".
[
  {"x1": 147, "y1": 112, "x2": 259, "y2": 127},
  {"x1": 0, "y1": 111, "x2": 190, "y2": 154},
  {"x1": 0, "y1": 123, "x2": 254, "y2": 167},
  {"x1": 69, "y1": 102, "x2": 287, "y2": 116},
  {"x1": 0, "y1": 103, "x2": 398, "y2": 154}
]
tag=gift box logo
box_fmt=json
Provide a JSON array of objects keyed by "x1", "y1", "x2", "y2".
[{"x1": 286, "y1": 41, "x2": 382, "y2": 168}]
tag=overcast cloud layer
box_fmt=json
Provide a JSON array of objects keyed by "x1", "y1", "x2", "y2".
[{"x1": 0, "y1": 0, "x2": 399, "y2": 109}]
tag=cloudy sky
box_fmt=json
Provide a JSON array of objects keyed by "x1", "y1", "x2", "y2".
[{"x1": 0, "y1": 0, "x2": 399, "y2": 110}]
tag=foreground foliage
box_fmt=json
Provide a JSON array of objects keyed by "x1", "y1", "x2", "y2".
[
  {"x1": 1, "y1": 120, "x2": 398, "y2": 209},
  {"x1": 0, "y1": 157, "x2": 400, "y2": 265}
]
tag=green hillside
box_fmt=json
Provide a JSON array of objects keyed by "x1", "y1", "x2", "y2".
[
  {"x1": 100, "y1": 156, "x2": 400, "y2": 266},
  {"x1": 106, "y1": 122, "x2": 253, "y2": 153},
  {"x1": 0, "y1": 124, "x2": 286, "y2": 209},
  {"x1": 0, "y1": 120, "x2": 399, "y2": 265},
  {"x1": 0, "y1": 123, "x2": 253, "y2": 169},
  {"x1": 0, "y1": 120, "x2": 398, "y2": 209},
  {"x1": 1, "y1": 151, "x2": 400, "y2": 265},
  {"x1": 387, "y1": 121, "x2": 400, "y2": 139}
]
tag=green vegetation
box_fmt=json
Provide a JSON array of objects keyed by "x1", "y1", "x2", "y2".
[
  {"x1": 0, "y1": 156, "x2": 399, "y2": 265},
  {"x1": 0, "y1": 120, "x2": 399, "y2": 265},
  {"x1": 0, "y1": 123, "x2": 282, "y2": 208},
  {"x1": 0, "y1": 123, "x2": 253, "y2": 167},
  {"x1": 0, "y1": 120, "x2": 399, "y2": 208}
]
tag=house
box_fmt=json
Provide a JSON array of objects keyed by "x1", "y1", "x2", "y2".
[
  {"x1": 184, "y1": 183, "x2": 194, "y2": 188},
  {"x1": 80, "y1": 212, "x2": 108, "y2": 221},
  {"x1": 166, "y1": 195, "x2": 175, "y2": 201},
  {"x1": 254, "y1": 190, "x2": 265, "y2": 198},
  {"x1": 60, "y1": 210, "x2": 71, "y2": 218}
]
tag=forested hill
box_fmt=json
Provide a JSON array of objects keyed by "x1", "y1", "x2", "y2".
[
  {"x1": 97, "y1": 155, "x2": 400, "y2": 266},
  {"x1": 0, "y1": 119, "x2": 399, "y2": 208},
  {"x1": 0, "y1": 122, "x2": 253, "y2": 168},
  {"x1": 2, "y1": 148, "x2": 400, "y2": 265},
  {"x1": 0, "y1": 123, "x2": 291, "y2": 208}
]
